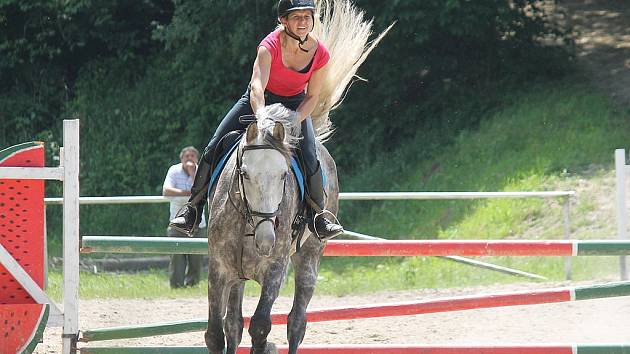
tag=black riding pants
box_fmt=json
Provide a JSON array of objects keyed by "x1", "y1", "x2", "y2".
[{"x1": 203, "y1": 88, "x2": 319, "y2": 176}]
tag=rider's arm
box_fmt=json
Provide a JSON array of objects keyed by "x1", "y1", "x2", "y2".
[
  {"x1": 163, "y1": 186, "x2": 191, "y2": 197},
  {"x1": 250, "y1": 46, "x2": 272, "y2": 114},
  {"x1": 162, "y1": 164, "x2": 195, "y2": 197},
  {"x1": 162, "y1": 176, "x2": 192, "y2": 197},
  {"x1": 296, "y1": 63, "x2": 328, "y2": 122}
]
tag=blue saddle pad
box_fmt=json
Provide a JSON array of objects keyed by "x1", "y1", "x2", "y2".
[{"x1": 208, "y1": 137, "x2": 326, "y2": 201}]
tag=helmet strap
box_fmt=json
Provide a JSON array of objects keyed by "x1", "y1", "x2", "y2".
[{"x1": 284, "y1": 28, "x2": 310, "y2": 53}]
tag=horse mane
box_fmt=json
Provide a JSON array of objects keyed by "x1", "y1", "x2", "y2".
[
  {"x1": 256, "y1": 103, "x2": 301, "y2": 160},
  {"x1": 310, "y1": 0, "x2": 394, "y2": 141}
]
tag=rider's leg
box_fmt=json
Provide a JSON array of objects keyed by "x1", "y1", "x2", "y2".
[
  {"x1": 300, "y1": 117, "x2": 343, "y2": 240},
  {"x1": 169, "y1": 91, "x2": 253, "y2": 235}
]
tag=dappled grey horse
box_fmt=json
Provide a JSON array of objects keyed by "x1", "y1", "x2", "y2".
[{"x1": 204, "y1": 104, "x2": 340, "y2": 354}]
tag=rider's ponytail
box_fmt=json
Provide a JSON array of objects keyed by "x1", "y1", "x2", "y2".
[{"x1": 310, "y1": 0, "x2": 394, "y2": 141}]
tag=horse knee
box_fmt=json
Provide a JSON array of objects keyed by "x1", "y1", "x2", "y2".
[
  {"x1": 288, "y1": 308, "x2": 306, "y2": 325},
  {"x1": 248, "y1": 314, "x2": 272, "y2": 341}
]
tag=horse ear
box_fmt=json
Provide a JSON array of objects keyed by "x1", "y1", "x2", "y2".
[
  {"x1": 246, "y1": 123, "x2": 258, "y2": 143},
  {"x1": 273, "y1": 122, "x2": 285, "y2": 141}
]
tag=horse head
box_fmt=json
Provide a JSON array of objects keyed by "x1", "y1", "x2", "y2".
[{"x1": 237, "y1": 103, "x2": 299, "y2": 257}]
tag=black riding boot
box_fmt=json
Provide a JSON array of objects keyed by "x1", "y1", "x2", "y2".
[
  {"x1": 169, "y1": 157, "x2": 212, "y2": 236},
  {"x1": 307, "y1": 163, "x2": 344, "y2": 240}
]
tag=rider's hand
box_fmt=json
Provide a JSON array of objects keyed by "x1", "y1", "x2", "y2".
[
  {"x1": 289, "y1": 110, "x2": 301, "y2": 124},
  {"x1": 254, "y1": 107, "x2": 268, "y2": 121}
]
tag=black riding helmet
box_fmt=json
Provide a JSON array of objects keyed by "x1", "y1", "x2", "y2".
[
  {"x1": 277, "y1": 0, "x2": 316, "y2": 52},
  {"x1": 277, "y1": 0, "x2": 316, "y2": 18}
]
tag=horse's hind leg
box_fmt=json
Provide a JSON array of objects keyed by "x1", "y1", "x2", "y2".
[
  {"x1": 224, "y1": 281, "x2": 245, "y2": 354},
  {"x1": 287, "y1": 236, "x2": 325, "y2": 354},
  {"x1": 249, "y1": 260, "x2": 287, "y2": 354}
]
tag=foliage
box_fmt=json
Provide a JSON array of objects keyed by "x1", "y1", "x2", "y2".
[
  {"x1": 0, "y1": 0, "x2": 173, "y2": 148},
  {"x1": 0, "y1": 0, "x2": 574, "y2": 246},
  {"x1": 328, "y1": 0, "x2": 573, "y2": 169}
]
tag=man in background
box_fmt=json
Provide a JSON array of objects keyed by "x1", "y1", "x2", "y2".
[{"x1": 162, "y1": 146, "x2": 207, "y2": 288}]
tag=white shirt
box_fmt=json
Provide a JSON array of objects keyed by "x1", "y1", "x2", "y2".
[{"x1": 163, "y1": 163, "x2": 206, "y2": 228}]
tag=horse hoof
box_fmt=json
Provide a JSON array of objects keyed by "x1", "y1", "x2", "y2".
[{"x1": 264, "y1": 342, "x2": 278, "y2": 354}]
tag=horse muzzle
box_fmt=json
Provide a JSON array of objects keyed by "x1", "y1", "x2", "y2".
[{"x1": 254, "y1": 219, "x2": 276, "y2": 257}]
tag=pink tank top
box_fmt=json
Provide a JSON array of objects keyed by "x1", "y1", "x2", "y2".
[{"x1": 259, "y1": 29, "x2": 330, "y2": 97}]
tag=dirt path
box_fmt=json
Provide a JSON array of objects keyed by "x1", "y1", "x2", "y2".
[
  {"x1": 560, "y1": 0, "x2": 630, "y2": 106},
  {"x1": 35, "y1": 281, "x2": 630, "y2": 353}
]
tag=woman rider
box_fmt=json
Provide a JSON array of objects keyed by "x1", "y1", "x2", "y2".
[{"x1": 169, "y1": 0, "x2": 344, "y2": 240}]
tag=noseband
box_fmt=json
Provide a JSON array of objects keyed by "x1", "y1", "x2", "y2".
[{"x1": 234, "y1": 143, "x2": 288, "y2": 234}]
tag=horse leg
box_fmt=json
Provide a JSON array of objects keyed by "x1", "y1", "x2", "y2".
[
  {"x1": 248, "y1": 260, "x2": 287, "y2": 354},
  {"x1": 205, "y1": 258, "x2": 232, "y2": 354},
  {"x1": 287, "y1": 236, "x2": 324, "y2": 354},
  {"x1": 224, "y1": 281, "x2": 245, "y2": 354}
]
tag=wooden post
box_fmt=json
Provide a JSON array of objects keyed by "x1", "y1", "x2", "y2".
[
  {"x1": 615, "y1": 149, "x2": 628, "y2": 280},
  {"x1": 62, "y1": 120, "x2": 80, "y2": 354}
]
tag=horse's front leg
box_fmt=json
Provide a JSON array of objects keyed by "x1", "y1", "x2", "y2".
[
  {"x1": 205, "y1": 255, "x2": 232, "y2": 354},
  {"x1": 249, "y1": 260, "x2": 288, "y2": 354},
  {"x1": 287, "y1": 236, "x2": 325, "y2": 354},
  {"x1": 224, "y1": 281, "x2": 245, "y2": 354}
]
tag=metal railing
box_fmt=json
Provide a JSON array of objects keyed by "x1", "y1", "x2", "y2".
[
  {"x1": 45, "y1": 191, "x2": 576, "y2": 278},
  {"x1": 45, "y1": 191, "x2": 575, "y2": 204}
]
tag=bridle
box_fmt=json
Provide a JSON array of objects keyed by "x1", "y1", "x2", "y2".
[{"x1": 232, "y1": 141, "x2": 288, "y2": 235}]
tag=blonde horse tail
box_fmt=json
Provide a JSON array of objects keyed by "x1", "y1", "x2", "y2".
[{"x1": 311, "y1": 0, "x2": 394, "y2": 141}]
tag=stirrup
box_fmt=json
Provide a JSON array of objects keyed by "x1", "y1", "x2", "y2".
[
  {"x1": 312, "y1": 209, "x2": 343, "y2": 241},
  {"x1": 168, "y1": 203, "x2": 199, "y2": 237}
]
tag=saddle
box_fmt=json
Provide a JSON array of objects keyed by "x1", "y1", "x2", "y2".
[{"x1": 207, "y1": 131, "x2": 312, "y2": 200}]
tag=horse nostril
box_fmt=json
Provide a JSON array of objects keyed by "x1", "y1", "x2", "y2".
[
  {"x1": 274, "y1": 217, "x2": 279, "y2": 229},
  {"x1": 255, "y1": 227, "x2": 276, "y2": 257}
]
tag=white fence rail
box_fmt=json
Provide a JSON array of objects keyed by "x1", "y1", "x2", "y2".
[
  {"x1": 44, "y1": 191, "x2": 575, "y2": 205},
  {"x1": 45, "y1": 190, "x2": 576, "y2": 279}
]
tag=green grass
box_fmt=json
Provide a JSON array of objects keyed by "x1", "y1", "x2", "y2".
[
  {"x1": 46, "y1": 256, "x2": 620, "y2": 301},
  {"x1": 342, "y1": 80, "x2": 629, "y2": 239},
  {"x1": 329, "y1": 80, "x2": 630, "y2": 292},
  {"x1": 46, "y1": 78, "x2": 630, "y2": 299}
]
